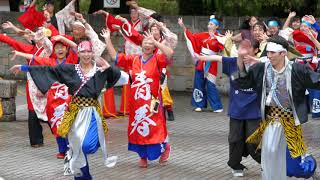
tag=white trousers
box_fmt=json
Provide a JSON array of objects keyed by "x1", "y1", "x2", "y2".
[{"x1": 261, "y1": 121, "x2": 287, "y2": 180}]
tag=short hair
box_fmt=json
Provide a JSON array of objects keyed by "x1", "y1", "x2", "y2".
[
  {"x1": 253, "y1": 22, "x2": 267, "y2": 32},
  {"x1": 292, "y1": 16, "x2": 301, "y2": 23},
  {"x1": 267, "y1": 35, "x2": 289, "y2": 50}
]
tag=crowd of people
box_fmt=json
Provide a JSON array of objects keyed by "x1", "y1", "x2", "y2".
[{"x1": 1, "y1": 0, "x2": 320, "y2": 179}]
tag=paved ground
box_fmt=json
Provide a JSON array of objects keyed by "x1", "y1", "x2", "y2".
[{"x1": 0, "y1": 83, "x2": 320, "y2": 180}]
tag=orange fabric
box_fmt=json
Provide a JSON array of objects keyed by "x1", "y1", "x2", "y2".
[
  {"x1": 102, "y1": 88, "x2": 117, "y2": 118},
  {"x1": 119, "y1": 84, "x2": 131, "y2": 115}
]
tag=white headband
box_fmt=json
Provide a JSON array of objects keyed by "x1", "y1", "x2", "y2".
[{"x1": 266, "y1": 42, "x2": 287, "y2": 52}]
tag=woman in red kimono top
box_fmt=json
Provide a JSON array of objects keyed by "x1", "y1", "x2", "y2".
[
  {"x1": 11, "y1": 35, "x2": 78, "y2": 159},
  {"x1": 102, "y1": 28, "x2": 173, "y2": 168},
  {"x1": 178, "y1": 16, "x2": 225, "y2": 113},
  {"x1": 18, "y1": 0, "x2": 76, "y2": 35},
  {"x1": 96, "y1": 9, "x2": 146, "y2": 116},
  {"x1": 10, "y1": 40, "x2": 124, "y2": 180},
  {"x1": 106, "y1": 12, "x2": 178, "y2": 121},
  {"x1": 0, "y1": 27, "x2": 54, "y2": 147}
]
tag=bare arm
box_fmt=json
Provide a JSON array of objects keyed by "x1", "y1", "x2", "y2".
[
  {"x1": 144, "y1": 31, "x2": 173, "y2": 58},
  {"x1": 178, "y1": 17, "x2": 187, "y2": 31},
  {"x1": 231, "y1": 33, "x2": 242, "y2": 42},
  {"x1": 11, "y1": 50, "x2": 33, "y2": 60},
  {"x1": 154, "y1": 40, "x2": 173, "y2": 59},
  {"x1": 155, "y1": 21, "x2": 178, "y2": 49},
  {"x1": 51, "y1": 35, "x2": 77, "y2": 49},
  {"x1": 2, "y1": 21, "x2": 24, "y2": 34},
  {"x1": 101, "y1": 29, "x2": 117, "y2": 60},
  {"x1": 195, "y1": 54, "x2": 223, "y2": 62},
  {"x1": 305, "y1": 29, "x2": 320, "y2": 50},
  {"x1": 283, "y1": 12, "x2": 296, "y2": 30}
]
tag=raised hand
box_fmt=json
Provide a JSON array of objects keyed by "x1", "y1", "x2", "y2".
[
  {"x1": 303, "y1": 15, "x2": 316, "y2": 25},
  {"x1": 42, "y1": 4, "x2": 47, "y2": 11},
  {"x1": 9, "y1": 65, "x2": 22, "y2": 75},
  {"x1": 143, "y1": 30, "x2": 155, "y2": 42},
  {"x1": 72, "y1": 12, "x2": 86, "y2": 23},
  {"x1": 2, "y1": 21, "x2": 14, "y2": 30},
  {"x1": 288, "y1": 11, "x2": 296, "y2": 18},
  {"x1": 126, "y1": 1, "x2": 138, "y2": 8},
  {"x1": 243, "y1": 55, "x2": 259, "y2": 64},
  {"x1": 225, "y1": 30, "x2": 233, "y2": 39},
  {"x1": 96, "y1": 57, "x2": 110, "y2": 71},
  {"x1": 260, "y1": 32, "x2": 269, "y2": 42},
  {"x1": 11, "y1": 50, "x2": 20, "y2": 61},
  {"x1": 100, "y1": 28, "x2": 111, "y2": 40},
  {"x1": 93, "y1": 10, "x2": 109, "y2": 16},
  {"x1": 155, "y1": 21, "x2": 166, "y2": 29},
  {"x1": 178, "y1": 17, "x2": 186, "y2": 30}
]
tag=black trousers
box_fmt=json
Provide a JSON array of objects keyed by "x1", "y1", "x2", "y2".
[
  {"x1": 227, "y1": 118, "x2": 261, "y2": 170},
  {"x1": 28, "y1": 110, "x2": 44, "y2": 145}
]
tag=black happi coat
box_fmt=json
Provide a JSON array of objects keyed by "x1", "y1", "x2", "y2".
[
  {"x1": 233, "y1": 61, "x2": 320, "y2": 124},
  {"x1": 28, "y1": 64, "x2": 121, "y2": 98}
]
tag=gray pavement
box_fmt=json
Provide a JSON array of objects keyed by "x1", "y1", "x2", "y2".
[{"x1": 0, "y1": 83, "x2": 320, "y2": 180}]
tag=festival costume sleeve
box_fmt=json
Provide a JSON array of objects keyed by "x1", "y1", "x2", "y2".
[
  {"x1": 28, "y1": 65, "x2": 70, "y2": 94},
  {"x1": 232, "y1": 63, "x2": 261, "y2": 90},
  {"x1": 85, "y1": 24, "x2": 106, "y2": 59},
  {"x1": 66, "y1": 49, "x2": 79, "y2": 64},
  {"x1": 155, "y1": 53, "x2": 168, "y2": 68},
  {"x1": 105, "y1": 13, "x2": 124, "y2": 33},
  {"x1": 18, "y1": 5, "x2": 46, "y2": 31},
  {"x1": 32, "y1": 56, "x2": 53, "y2": 65},
  {"x1": 138, "y1": 7, "x2": 156, "y2": 17},
  {"x1": 222, "y1": 37, "x2": 235, "y2": 57},
  {"x1": 162, "y1": 27, "x2": 178, "y2": 50},
  {"x1": 301, "y1": 64, "x2": 320, "y2": 89},
  {"x1": 0, "y1": 34, "x2": 35, "y2": 56},
  {"x1": 105, "y1": 13, "x2": 143, "y2": 46},
  {"x1": 55, "y1": 0, "x2": 75, "y2": 35},
  {"x1": 222, "y1": 57, "x2": 237, "y2": 76},
  {"x1": 42, "y1": 37, "x2": 53, "y2": 57},
  {"x1": 120, "y1": 22, "x2": 144, "y2": 45},
  {"x1": 115, "y1": 53, "x2": 136, "y2": 69},
  {"x1": 183, "y1": 29, "x2": 205, "y2": 65},
  {"x1": 137, "y1": 7, "x2": 155, "y2": 28},
  {"x1": 99, "y1": 65, "x2": 122, "y2": 89}
]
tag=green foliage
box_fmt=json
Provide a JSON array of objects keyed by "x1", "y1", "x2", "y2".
[
  {"x1": 178, "y1": 0, "x2": 320, "y2": 17},
  {"x1": 19, "y1": 0, "x2": 320, "y2": 17},
  {"x1": 79, "y1": 0, "x2": 90, "y2": 13},
  {"x1": 138, "y1": 0, "x2": 179, "y2": 15}
]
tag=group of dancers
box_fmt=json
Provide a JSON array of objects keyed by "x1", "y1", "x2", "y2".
[{"x1": 1, "y1": 0, "x2": 320, "y2": 179}]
